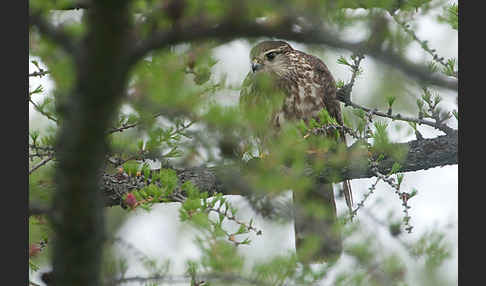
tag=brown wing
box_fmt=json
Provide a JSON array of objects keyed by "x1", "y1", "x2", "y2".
[{"x1": 301, "y1": 52, "x2": 354, "y2": 213}]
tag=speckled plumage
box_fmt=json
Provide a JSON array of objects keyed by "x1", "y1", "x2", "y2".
[
  {"x1": 240, "y1": 40, "x2": 353, "y2": 262},
  {"x1": 240, "y1": 40, "x2": 342, "y2": 129}
]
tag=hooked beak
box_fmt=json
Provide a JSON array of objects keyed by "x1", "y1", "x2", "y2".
[{"x1": 251, "y1": 61, "x2": 262, "y2": 73}]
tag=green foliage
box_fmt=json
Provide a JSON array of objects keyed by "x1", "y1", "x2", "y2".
[
  {"x1": 32, "y1": 39, "x2": 75, "y2": 94},
  {"x1": 416, "y1": 87, "x2": 453, "y2": 125},
  {"x1": 29, "y1": 217, "x2": 51, "y2": 274},
  {"x1": 337, "y1": 55, "x2": 352, "y2": 67},
  {"x1": 318, "y1": 108, "x2": 339, "y2": 126},
  {"x1": 400, "y1": 0, "x2": 434, "y2": 11},
  {"x1": 200, "y1": 239, "x2": 244, "y2": 273},
  {"x1": 351, "y1": 109, "x2": 368, "y2": 136},
  {"x1": 371, "y1": 121, "x2": 407, "y2": 162},
  {"x1": 409, "y1": 230, "x2": 452, "y2": 270},
  {"x1": 122, "y1": 161, "x2": 139, "y2": 177},
  {"x1": 132, "y1": 52, "x2": 204, "y2": 112},
  {"x1": 123, "y1": 167, "x2": 182, "y2": 209},
  {"x1": 348, "y1": 239, "x2": 375, "y2": 265},
  {"x1": 29, "y1": 84, "x2": 43, "y2": 96},
  {"x1": 452, "y1": 109, "x2": 458, "y2": 120},
  {"x1": 427, "y1": 60, "x2": 439, "y2": 73},
  {"x1": 159, "y1": 168, "x2": 178, "y2": 193},
  {"x1": 336, "y1": 79, "x2": 345, "y2": 89},
  {"x1": 252, "y1": 254, "x2": 299, "y2": 284},
  {"x1": 381, "y1": 254, "x2": 406, "y2": 283},
  {"x1": 389, "y1": 162, "x2": 401, "y2": 175},
  {"x1": 438, "y1": 3, "x2": 458, "y2": 30},
  {"x1": 240, "y1": 72, "x2": 286, "y2": 134},
  {"x1": 442, "y1": 57, "x2": 457, "y2": 77},
  {"x1": 29, "y1": 0, "x2": 457, "y2": 284},
  {"x1": 386, "y1": 95, "x2": 397, "y2": 108},
  {"x1": 396, "y1": 173, "x2": 404, "y2": 186}
]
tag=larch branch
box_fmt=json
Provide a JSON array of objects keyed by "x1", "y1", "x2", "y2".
[
  {"x1": 99, "y1": 131, "x2": 457, "y2": 209},
  {"x1": 128, "y1": 19, "x2": 457, "y2": 91}
]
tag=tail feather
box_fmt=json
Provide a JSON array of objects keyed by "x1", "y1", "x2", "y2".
[
  {"x1": 294, "y1": 183, "x2": 343, "y2": 263},
  {"x1": 340, "y1": 128, "x2": 353, "y2": 215},
  {"x1": 343, "y1": 179, "x2": 353, "y2": 214}
]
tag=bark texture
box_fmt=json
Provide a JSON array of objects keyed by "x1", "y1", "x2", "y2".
[{"x1": 101, "y1": 131, "x2": 458, "y2": 208}]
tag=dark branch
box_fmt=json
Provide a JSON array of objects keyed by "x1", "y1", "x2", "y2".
[
  {"x1": 55, "y1": 1, "x2": 91, "y2": 11},
  {"x1": 29, "y1": 70, "x2": 51, "y2": 77},
  {"x1": 29, "y1": 155, "x2": 54, "y2": 175},
  {"x1": 106, "y1": 273, "x2": 273, "y2": 286},
  {"x1": 100, "y1": 131, "x2": 457, "y2": 209},
  {"x1": 39, "y1": 2, "x2": 457, "y2": 90},
  {"x1": 49, "y1": 0, "x2": 404, "y2": 11},
  {"x1": 336, "y1": 54, "x2": 455, "y2": 135},
  {"x1": 29, "y1": 203, "x2": 49, "y2": 216},
  {"x1": 29, "y1": 12, "x2": 76, "y2": 54},
  {"x1": 337, "y1": 90, "x2": 454, "y2": 135},
  {"x1": 128, "y1": 18, "x2": 457, "y2": 91}
]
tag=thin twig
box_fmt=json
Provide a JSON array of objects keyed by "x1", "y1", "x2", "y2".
[
  {"x1": 343, "y1": 98, "x2": 454, "y2": 134},
  {"x1": 29, "y1": 98, "x2": 59, "y2": 123},
  {"x1": 349, "y1": 177, "x2": 381, "y2": 220},
  {"x1": 29, "y1": 144, "x2": 54, "y2": 151},
  {"x1": 29, "y1": 70, "x2": 51, "y2": 77},
  {"x1": 390, "y1": 12, "x2": 457, "y2": 78},
  {"x1": 30, "y1": 151, "x2": 53, "y2": 159},
  {"x1": 370, "y1": 165, "x2": 414, "y2": 233},
  {"x1": 107, "y1": 113, "x2": 194, "y2": 134},
  {"x1": 29, "y1": 155, "x2": 54, "y2": 175},
  {"x1": 337, "y1": 54, "x2": 454, "y2": 135},
  {"x1": 208, "y1": 207, "x2": 262, "y2": 241},
  {"x1": 107, "y1": 123, "x2": 140, "y2": 134},
  {"x1": 29, "y1": 144, "x2": 55, "y2": 160},
  {"x1": 305, "y1": 123, "x2": 362, "y2": 140}
]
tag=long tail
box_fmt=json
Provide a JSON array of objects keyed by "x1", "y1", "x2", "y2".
[
  {"x1": 294, "y1": 182, "x2": 343, "y2": 263},
  {"x1": 343, "y1": 179, "x2": 353, "y2": 214},
  {"x1": 340, "y1": 127, "x2": 353, "y2": 215}
]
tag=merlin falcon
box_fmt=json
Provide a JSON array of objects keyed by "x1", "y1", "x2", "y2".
[{"x1": 240, "y1": 40, "x2": 353, "y2": 262}]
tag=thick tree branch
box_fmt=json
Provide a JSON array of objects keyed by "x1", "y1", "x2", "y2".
[
  {"x1": 100, "y1": 131, "x2": 457, "y2": 208},
  {"x1": 318, "y1": 130, "x2": 457, "y2": 183},
  {"x1": 51, "y1": 0, "x2": 413, "y2": 12},
  {"x1": 48, "y1": 1, "x2": 133, "y2": 286},
  {"x1": 29, "y1": 203, "x2": 49, "y2": 216},
  {"x1": 35, "y1": 4, "x2": 457, "y2": 91},
  {"x1": 128, "y1": 18, "x2": 457, "y2": 91}
]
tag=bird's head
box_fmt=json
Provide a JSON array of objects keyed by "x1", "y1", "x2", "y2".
[{"x1": 249, "y1": 40, "x2": 294, "y2": 78}]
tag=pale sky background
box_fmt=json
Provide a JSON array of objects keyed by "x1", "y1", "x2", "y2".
[{"x1": 29, "y1": 3, "x2": 458, "y2": 285}]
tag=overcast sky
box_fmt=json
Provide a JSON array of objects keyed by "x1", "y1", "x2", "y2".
[{"x1": 29, "y1": 4, "x2": 458, "y2": 285}]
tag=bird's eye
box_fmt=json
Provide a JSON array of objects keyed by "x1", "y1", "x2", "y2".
[{"x1": 266, "y1": 52, "x2": 276, "y2": 61}]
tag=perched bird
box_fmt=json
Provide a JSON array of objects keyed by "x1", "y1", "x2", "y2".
[{"x1": 240, "y1": 40, "x2": 353, "y2": 262}]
